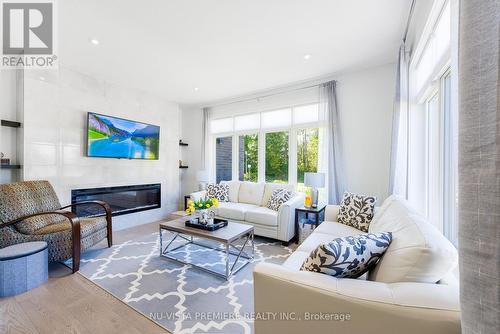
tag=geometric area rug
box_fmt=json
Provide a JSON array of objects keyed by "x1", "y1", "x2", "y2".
[{"x1": 76, "y1": 231, "x2": 294, "y2": 334}]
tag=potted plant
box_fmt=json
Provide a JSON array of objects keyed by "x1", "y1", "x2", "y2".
[{"x1": 185, "y1": 197, "x2": 219, "y2": 225}]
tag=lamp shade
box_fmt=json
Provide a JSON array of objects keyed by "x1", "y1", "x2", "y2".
[
  {"x1": 196, "y1": 170, "x2": 209, "y2": 182},
  {"x1": 304, "y1": 172, "x2": 325, "y2": 188}
]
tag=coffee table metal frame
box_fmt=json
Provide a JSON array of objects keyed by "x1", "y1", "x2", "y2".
[{"x1": 159, "y1": 222, "x2": 254, "y2": 280}]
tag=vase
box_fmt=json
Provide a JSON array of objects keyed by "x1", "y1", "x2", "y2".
[{"x1": 197, "y1": 209, "x2": 215, "y2": 225}]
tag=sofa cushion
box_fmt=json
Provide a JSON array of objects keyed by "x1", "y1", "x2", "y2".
[
  {"x1": 220, "y1": 180, "x2": 241, "y2": 203},
  {"x1": 245, "y1": 207, "x2": 278, "y2": 227},
  {"x1": 261, "y1": 183, "x2": 295, "y2": 207},
  {"x1": 338, "y1": 192, "x2": 376, "y2": 232},
  {"x1": 368, "y1": 195, "x2": 458, "y2": 283},
  {"x1": 216, "y1": 202, "x2": 258, "y2": 221},
  {"x1": 238, "y1": 182, "x2": 265, "y2": 206},
  {"x1": 206, "y1": 183, "x2": 229, "y2": 202},
  {"x1": 301, "y1": 232, "x2": 392, "y2": 278},
  {"x1": 314, "y1": 221, "x2": 365, "y2": 238},
  {"x1": 267, "y1": 189, "x2": 293, "y2": 211}
]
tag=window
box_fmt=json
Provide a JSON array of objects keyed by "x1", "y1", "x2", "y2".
[
  {"x1": 261, "y1": 109, "x2": 291, "y2": 129},
  {"x1": 238, "y1": 134, "x2": 258, "y2": 182},
  {"x1": 215, "y1": 136, "x2": 232, "y2": 183},
  {"x1": 408, "y1": 0, "x2": 457, "y2": 244},
  {"x1": 297, "y1": 128, "x2": 319, "y2": 191},
  {"x1": 293, "y1": 104, "x2": 319, "y2": 124},
  {"x1": 426, "y1": 92, "x2": 442, "y2": 231},
  {"x1": 209, "y1": 103, "x2": 326, "y2": 195},
  {"x1": 211, "y1": 118, "x2": 233, "y2": 134},
  {"x1": 234, "y1": 113, "x2": 260, "y2": 132},
  {"x1": 413, "y1": 2, "x2": 451, "y2": 97},
  {"x1": 265, "y1": 131, "x2": 289, "y2": 183}
]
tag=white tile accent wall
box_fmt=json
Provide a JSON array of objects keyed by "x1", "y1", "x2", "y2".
[{"x1": 22, "y1": 68, "x2": 181, "y2": 230}]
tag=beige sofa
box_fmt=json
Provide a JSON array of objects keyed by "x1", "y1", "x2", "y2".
[
  {"x1": 190, "y1": 181, "x2": 304, "y2": 242},
  {"x1": 253, "y1": 196, "x2": 461, "y2": 334}
]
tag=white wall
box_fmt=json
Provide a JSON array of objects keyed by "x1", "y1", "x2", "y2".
[
  {"x1": 335, "y1": 63, "x2": 395, "y2": 202},
  {"x1": 21, "y1": 68, "x2": 181, "y2": 230},
  {"x1": 181, "y1": 63, "x2": 396, "y2": 203},
  {"x1": 0, "y1": 70, "x2": 22, "y2": 184}
]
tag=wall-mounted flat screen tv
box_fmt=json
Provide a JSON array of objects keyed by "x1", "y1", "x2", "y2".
[{"x1": 87, "y1": 112, "x2": 160, "y2": 160}]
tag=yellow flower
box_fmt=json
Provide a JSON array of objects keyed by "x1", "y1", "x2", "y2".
[
  {"x1": 198, "y1": 203, "x2": 203, "y2": 208},
  {"x1": 185, "y1": 208, "x2": 191, "y2": 214},
  {"x1": 212, "y1": 198, "x2": 219, "y2": 207},
  {"x1": 205, "y1": 204, "x2": 210, "y2": 208},
  {"x1": 187, "y1": 199, "x2": 194, "y2": 206}
]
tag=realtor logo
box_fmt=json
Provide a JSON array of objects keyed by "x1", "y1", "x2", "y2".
[{"x1": 1, "y1": 0, "x2": 57, "y2": 68}]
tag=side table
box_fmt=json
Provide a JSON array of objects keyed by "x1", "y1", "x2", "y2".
[{"x1": 294, "y1": 205, "x2": 326, "y2": 244}]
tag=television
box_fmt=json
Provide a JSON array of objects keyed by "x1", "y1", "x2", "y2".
[{"x1": 86, "y1": 112, "x2": 160, "y2": 160}]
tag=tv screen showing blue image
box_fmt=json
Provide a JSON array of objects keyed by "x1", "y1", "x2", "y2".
[{"x1": 87, "y1": 112, "x2": 160, "y2": 160}]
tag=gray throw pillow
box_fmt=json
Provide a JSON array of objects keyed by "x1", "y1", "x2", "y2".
[
  {"x1": 206, "y1": 183, "x2": 229, "y2": 202},
  {"x1": 338, "y1": 192, "x2": 376, "y2": 232},
  {"x1": 301, "y1": 232, "x2": 392, "y2": 278},
  {"x1": 267, "y1": 189, "x2": 292, "y2": 211}
]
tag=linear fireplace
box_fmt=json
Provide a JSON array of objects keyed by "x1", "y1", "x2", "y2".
[{"x1": 71, "y1": 183, "x2": 161, "y2": 217}]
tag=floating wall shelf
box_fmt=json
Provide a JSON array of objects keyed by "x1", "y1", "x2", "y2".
[
  {"x1": 1, "y1": 120, "x2": 21, "y2": 128},
  {"x1": 0, "y1": 164, "x2": 22, "y2": 169},
  {"x1": 179, "y1": 140, "x2": 188, "y2": 146},
  {"x1": 179, "y1": 165, "x2": 189, "y2": 169}
]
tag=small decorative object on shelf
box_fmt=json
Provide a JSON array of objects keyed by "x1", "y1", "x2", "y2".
[
  {"x1": 0, "y1": 153, "x2": 10, "y2": 165},
  {"x1": 185, "y1": 197, "x2": 219, "y2": 225},
  {"x1": 179, "y1": 160, "x2": 189, "y2": 168}
]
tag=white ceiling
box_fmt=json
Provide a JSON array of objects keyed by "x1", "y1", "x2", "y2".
[{"x1": 59, "y1": 0, "x2": 410, "y2": 105}]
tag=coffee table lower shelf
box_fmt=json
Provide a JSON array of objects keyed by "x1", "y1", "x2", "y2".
[{"x1": 159, "y1": 225, "x2": 254, "y2": 280}]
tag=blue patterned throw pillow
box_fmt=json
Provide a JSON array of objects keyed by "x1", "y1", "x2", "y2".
[{"x1": 300, "y1": 232, "x2": 392, "y2": 278}]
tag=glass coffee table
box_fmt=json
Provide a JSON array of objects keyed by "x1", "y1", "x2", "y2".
[{"x1": 159, "y1": 218, "x2": 254, "y2": 280}]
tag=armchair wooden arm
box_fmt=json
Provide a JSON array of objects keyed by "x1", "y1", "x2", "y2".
[
  {"x1": 59, "y1": 200, "x2": 113, "y2": 247},
  {"x1": 0, "y1": 211, "x2": 81, "y2": 273}
]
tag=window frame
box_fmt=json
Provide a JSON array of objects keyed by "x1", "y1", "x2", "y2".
[{"x1": 210, "y1": 103, "x2": 326, "y2": 189}]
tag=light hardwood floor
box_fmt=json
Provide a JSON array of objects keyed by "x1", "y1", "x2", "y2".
[{"x1": 0, "y1": 222, "x2": 169, "y2": 334}]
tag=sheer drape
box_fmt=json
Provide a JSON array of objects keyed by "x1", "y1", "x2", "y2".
[
  {"x1": 319, "y1": 80, "x2": 345, "y2": 204},
  {"x1": 388, "y1": 43, "x2": 409, "y2": 198},
  {"x1": 458, "y1": 0, "x2": 500, "y2": 332},
  {"x1": 201, "y1": 107, "x2": 209, "y2": 170}
]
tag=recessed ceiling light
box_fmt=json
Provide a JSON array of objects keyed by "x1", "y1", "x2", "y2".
[
  {"x1": 303, "y1": 54, "x2": 311, "y2": 60},
  {"x1": 89, "y1": 38, "x2": 99, "y2": 45},
  {"x1": 194, "y1": 87, "x2": 199, "y2": 92}
]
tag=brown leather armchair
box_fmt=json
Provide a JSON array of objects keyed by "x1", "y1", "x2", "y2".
[{"x1": 0, "y1": 180, "x2": 112, "y2": 273}]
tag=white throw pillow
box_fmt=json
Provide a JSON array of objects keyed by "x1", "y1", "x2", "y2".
[
  {"x1": 368, "y1": 195, "x2": 458, "y2": 283},
  {"x1": 220, "y1": 180, "x2": 241, "y2": 202},
  {"x1": 238, "y1": 182, "x2": 265, "y2": 206}
]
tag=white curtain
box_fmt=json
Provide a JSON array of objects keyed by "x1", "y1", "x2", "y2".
[
  {"x1": 388, "y1": 43, "x2": 410, "y2": 198},
  {"x1": 319, "y1": 80, "x2": 346, "y2": 204}
]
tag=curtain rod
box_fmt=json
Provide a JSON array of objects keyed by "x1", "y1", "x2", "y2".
[
  {"x1": 402, "y1": 0, "x2": 416, "y2": 43},
  {"x1": 205, "y1": 80, "x2": 333, "y2": 109}
]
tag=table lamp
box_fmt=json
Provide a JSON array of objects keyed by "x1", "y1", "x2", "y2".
[
  {"x1": 304, "y1": 172, "x2": 325, "y2": 208},
  {"x1": 196, "y1": 170, "x2": 209, "y2": 191}
]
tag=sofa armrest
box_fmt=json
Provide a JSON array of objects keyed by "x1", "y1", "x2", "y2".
[
  {"x1": 190, "y1": 190, "x2": 206, "y2": 202},
  {"x1": 254, "y1": 263, "x2": 460, "y2": 334},
  {"x1": 325, "y1": 205, "x2": 340, "y2": 222},
  {"x1": 277, "y1": 193, "x2": 304, "y2": 242}
]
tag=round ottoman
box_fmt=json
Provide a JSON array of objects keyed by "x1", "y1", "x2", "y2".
[{"x1": 0, "y1": 241, "x2": 48, "y2": 297}]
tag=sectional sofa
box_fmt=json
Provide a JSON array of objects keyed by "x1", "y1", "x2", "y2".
[
  {"x1": 190, "y1": 181, "x2": 304, "y2": 242},
  {"x1": 253, "y1": 195, "x2": 460, "y2": 334}
]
